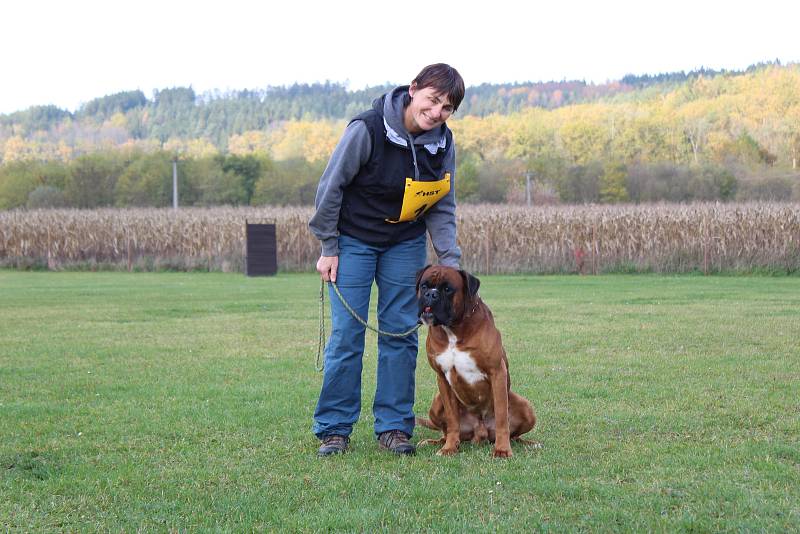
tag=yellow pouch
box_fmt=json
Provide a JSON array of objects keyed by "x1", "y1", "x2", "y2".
[{"x1": 385, "y1": 173, "x2": 451, "y2": 223}]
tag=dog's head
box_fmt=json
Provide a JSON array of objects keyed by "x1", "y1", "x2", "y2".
[{"x1": 416, "y1": 265, "x2": 481, "y2": 327}]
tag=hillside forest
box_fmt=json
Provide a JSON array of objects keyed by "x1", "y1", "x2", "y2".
[{"x1": 1, "y1": 61, "x2": 799, "y2": 209}]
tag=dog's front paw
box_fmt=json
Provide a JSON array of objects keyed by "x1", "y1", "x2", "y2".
[
  {"x1": 437, "y1": 445, "x2": 459, "y2": 456},
  {"x1": 492, "y1": 446, "x2": 513, "y2": 458}
]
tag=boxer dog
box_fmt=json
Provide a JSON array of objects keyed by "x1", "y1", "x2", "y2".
[{"x1": 416, "y1": 265, "x2": 537, "y2": 458}]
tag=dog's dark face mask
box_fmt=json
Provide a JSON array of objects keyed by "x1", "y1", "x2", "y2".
[
  {"x1": 417, "y1": 277, "x2": 456, "y2": 327},
  {"x1": 416, "y1": 266, "x2": 480, "y2": 327}
]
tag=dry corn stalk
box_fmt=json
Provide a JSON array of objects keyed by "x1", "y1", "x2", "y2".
[{"x1": 1, "y1": 203, "x2": 799, "y2": 273}]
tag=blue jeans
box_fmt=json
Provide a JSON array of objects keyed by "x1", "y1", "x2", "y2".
[{"x1": 313, "y1": 233, "x2": 428, "y2": 439}]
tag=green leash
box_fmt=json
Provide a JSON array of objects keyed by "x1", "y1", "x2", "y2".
[{"x1": 316, "y1": 279, "x2": 422, "y2": 372}]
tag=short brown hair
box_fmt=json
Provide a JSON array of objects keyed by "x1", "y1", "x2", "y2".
[{"x1": 412, "y1": 63, "x2": 465, "y2": 111}]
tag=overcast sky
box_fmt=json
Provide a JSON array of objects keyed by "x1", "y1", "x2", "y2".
[{"x1": 1, "y1": 0, "x2": 797, "y2": 114}]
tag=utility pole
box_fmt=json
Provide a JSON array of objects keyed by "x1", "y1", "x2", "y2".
[
  {"x1": 172, "y1": 157, "x2": 178, "y2": 210},
  {"x1": 525, "y1": 171, "x2": 533, "y2": 207}
]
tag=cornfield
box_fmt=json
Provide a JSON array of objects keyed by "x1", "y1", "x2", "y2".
[{"x1": 1, "y1": 203, "x2": 799, "y2": 274}]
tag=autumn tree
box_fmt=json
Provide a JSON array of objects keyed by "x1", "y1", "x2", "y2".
[
  {"x1": 114, "y1": 152, "x2": 175, "y2": 206},
  {"x1": 599, "y1": 162, "x2": 629, "y2": 203},
  {"x1": 65, "y1": 153, "x2": 124, "y2": 208},
  {"x1": 0, "y1": 160, "x2": 68, "y2": 209},
  {"x1": 252, "y1": 158, "x2": 324, "y2": 205}
]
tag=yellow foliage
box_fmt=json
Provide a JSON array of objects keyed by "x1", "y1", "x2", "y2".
[
  {"x1": 111, "y1": 139, "x2": 161, "y2": 155},
  {"x1": 228, "y1": 131, "x2": 270, "y2": 156},
  {"x1": 163, "y1": 138, "x2": 219, "y2": 158},
  {"x1": 450, "y1": 114, "x2": 514, "y2": 160},
  {"x1": 57, "y1": 141, "x2": 73, "y2": 161},
  {"x1": 1, "y1": 136, "x2": 67, "y2": 162},
  {"x1": 269, "y1": 120, "x2": 344, "y2": 163},
  {"x1": 3, "y1": 64, "x2": 799, "y2": 173},
  {"x1": 556, "y1": 105, "x2": 612, "y2": 165},
  {"x1": 3, "y1": 136, "x2": 36, "y2": 162},
  {"x1": 109, "y1": 112, "x2": 128, "y2": 129}
]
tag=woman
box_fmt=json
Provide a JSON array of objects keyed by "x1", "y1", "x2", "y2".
[{"x1": 309, "y1": 63, "x2": 464, "y2": 456}]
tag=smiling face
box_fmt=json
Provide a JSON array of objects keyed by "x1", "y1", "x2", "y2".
[{"x1": 404, "y1": 84, "x2": 455, "y2": 134}]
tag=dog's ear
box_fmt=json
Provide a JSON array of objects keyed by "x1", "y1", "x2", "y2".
[
  {"x1": 415, "y1": 265, "x2": 432, "y2": 292},
  {"x1": 459, "y1": 270, "x2": 480, "y2": 298}
]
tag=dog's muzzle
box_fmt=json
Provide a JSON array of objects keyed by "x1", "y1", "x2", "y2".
[{"x1": 418, "y1": 288, "x2": 439, "y2": 325}]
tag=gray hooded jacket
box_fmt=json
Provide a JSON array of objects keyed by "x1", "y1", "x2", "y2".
[{"x1": 308, "y1": 86, "x2": 461, "y2": 267}]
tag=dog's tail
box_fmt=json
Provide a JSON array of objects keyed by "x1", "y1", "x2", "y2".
[{"x1": 415, "y1": 416, "x2": 440, "y2": 430}]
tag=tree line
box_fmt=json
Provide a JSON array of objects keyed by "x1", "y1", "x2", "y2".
[
  {"x1": 0, "y1": 152, "x2": 326, "y2": 210},
  {"x1": 0, "y1": 61, "x2": 798, "y2": 209},
  {"x1": 2, "y1": 61, "x2": 784, "y2": 146}
]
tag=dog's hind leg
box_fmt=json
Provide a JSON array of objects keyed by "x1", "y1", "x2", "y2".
[
  {"x1": 507, "y1": 392, "x2": 540, "y2": 448},
  {"x1": 508, "y1": 392, "x2": 536, "y2": 438}
]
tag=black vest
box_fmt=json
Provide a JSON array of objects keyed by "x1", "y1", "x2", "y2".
[{"x1": 338, "y1": 105, "x2": 453, "y2": 245}]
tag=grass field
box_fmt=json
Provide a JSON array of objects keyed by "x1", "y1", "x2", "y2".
[{"x1": 1, "y1": 271, "x2": 799, "y2": 531}]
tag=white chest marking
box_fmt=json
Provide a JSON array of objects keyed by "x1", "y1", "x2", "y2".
[{"x1": 434, "y1": 327, "x2": 486, "y2": 386}]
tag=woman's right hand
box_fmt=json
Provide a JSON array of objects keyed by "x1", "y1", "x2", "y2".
[{"x1": 316, "y1": 255, "x2": 339, "y2": 282}]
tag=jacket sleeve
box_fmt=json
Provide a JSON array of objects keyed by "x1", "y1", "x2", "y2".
[
  {"x1": 424, "y1": 141, "x2": 461, "y2": 268},
  {"x1": 308, "y1": 121, "x2": 372, "y2": 257}
]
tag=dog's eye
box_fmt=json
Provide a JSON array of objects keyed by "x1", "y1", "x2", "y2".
[
  {"x1": 443, "y1": 286, "x2": 454, "y2": 294},
  {"x1": 420, "y1": 283, "x2": 428, "y2": 290}
]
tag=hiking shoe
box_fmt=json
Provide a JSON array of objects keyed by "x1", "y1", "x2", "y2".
[
  {"x1": 317, "y1": 435, "x2": 349, "y2": 457},
  {"x1": 378, "y1": 430, "x2": 416, "y2": 455}
]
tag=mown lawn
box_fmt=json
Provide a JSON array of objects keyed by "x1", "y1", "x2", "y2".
[{"x1": 1, "y1": 271, "x2": 799, "y2": 531}]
